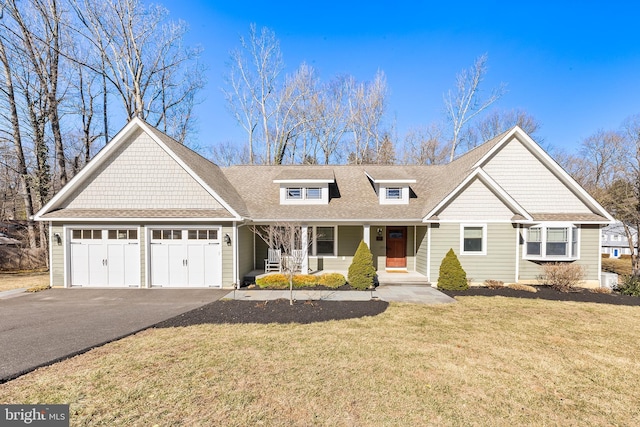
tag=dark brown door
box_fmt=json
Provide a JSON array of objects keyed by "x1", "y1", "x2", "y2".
[{"x1": 386, "y1": 226, "x2": 407, "y2": 268}]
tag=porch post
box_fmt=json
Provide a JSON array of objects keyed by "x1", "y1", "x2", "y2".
[
  {"x1": 301, "y1": 224, "x2": 309, "y2": 274},
  {"x1": 363, "y1": 224, "x2": 370, "y2": 248}
]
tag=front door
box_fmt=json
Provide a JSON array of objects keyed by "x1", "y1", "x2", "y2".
[{"x1": 386, "y1": 226, "x2": 407, "y2": 268}]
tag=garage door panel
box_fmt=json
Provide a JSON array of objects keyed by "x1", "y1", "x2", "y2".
[
  {"x1": 203, "y1": 244, "x2": 221, "y2": 287},
  {"x1": 88, "y1": 243, "x2": 106, "y2": 286},
  {"x1": 169, "y1": 244, "x2": 186, "y2": 286},
  {"x1": 70, "y1": 243, "x2": 89, "y2": 286}
]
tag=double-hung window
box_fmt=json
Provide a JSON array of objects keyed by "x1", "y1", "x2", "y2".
[
  {"x1": 525, "y1": 225, "x2": 579, "y2": 259},
  {"x1": 460, "y1": 224, "x2": 486, "y2": 255},
  {"x1": 316, "y1": 226, "x2": 335, "y2": 256}
]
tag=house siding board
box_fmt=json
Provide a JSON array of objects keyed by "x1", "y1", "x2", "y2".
[
  {"x1": 431, "y1": 222, "x2": 516, "y2": 284},
  {"x1": 238, "y1": 225, "x2": 254, "y2": 279},
  {"x1": 337, "y1": 226, "x2": 362, "y2": 256},
  {"x1": 51, "y1": 223, "x2": 64, "y2": 287},
  {"x1": 482, "y1": 137, "x2": 591, "y2": 214},
  {"x1": 64, "y1": 128, "x2": 224, "y2": 211},
  {"x1": 438, "y1": 178, "x2": 515, "y2": 220},
  {"x1": 415, "y1": 226, "x2": 428, "y2": 276},
  {"x1": 222, "y1": 225, "x2": 234, "y2": 286}
]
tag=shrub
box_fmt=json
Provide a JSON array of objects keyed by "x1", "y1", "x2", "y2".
[
  {"x1": 507, "y1": 283, "x2": 538, "y2": 293},
  {"x1": 484, "y1": 279, "x2": 504, "y2": 289},
  {"x1": 539, "y1": 262, "x2": 585, "y2": 292},
  {"x1": 348, "y1": 240, "x2": 376, "y2": 290},
  {"x1": 256, "y1": 274, "x2": 289, "y2": 289},
  {"x1": 318, "y1": 273, "x2": 346, "y2": 288},
  {"x1": 437, "y1": 249, "x2": 468, "y2": 290},
  {"x1": 617, "y1": 275, "x2": 640, "y2": 296},
  {"x1": 590, "y1": 287, "x2": 612, "y2": 294},
  {"x1": 292, "y1": 274, "x2": 318, "y2": 288}
]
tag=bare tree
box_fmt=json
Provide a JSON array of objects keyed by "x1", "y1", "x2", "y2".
[
  {"x1": 444, "y1": 54, "x2": 507, "y2": 162},
  {"x1": 71, "y1": 0, "x2": 204, "y2": 142},
  {"x1": 251, "y1": 223, "x2": 310, "y2": 305},
  {"x1": 401, "y1": 123, "x2": 448, "y2": 165}
]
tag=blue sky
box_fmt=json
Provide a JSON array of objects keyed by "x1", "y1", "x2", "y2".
[{"x1": 163, "y1": 0, "x2": 640, "y2": 155}]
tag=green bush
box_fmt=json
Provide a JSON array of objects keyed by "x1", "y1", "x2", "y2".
[
  {"x1": 437, "y1": 249, "x2": 468, "y2": 290},
  {"x1": 348, "y1": 240, "x2": 376, "y2": 290},
  {"x1": 618, "y1": 275, "x2": 640, "y2": 296},
  {"x1": 318, "y1": 273, "x2": 346, "y2": 288}
]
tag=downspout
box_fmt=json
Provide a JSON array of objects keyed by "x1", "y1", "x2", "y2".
[
  {"x1": 515, "y1": 224, "x2": 520, "y2": 284},
  {"x1": 233, "y1": 221, "x2": 238, "y2": 288},
  {"x1": 413, "y1": 225, "x2": 417, "y2": 272},
  {"x1": 426, "y1": 225, "x2": 431, "y2": 282}
]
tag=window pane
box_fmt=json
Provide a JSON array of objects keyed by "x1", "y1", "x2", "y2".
[
  {"x1": 188, "y1": 230, "x2": 198, "y2": 240},
  {"x1": 386, "y1": 188, "x2": 401, "y2": 199},
  {"x1": 72, "y1": 230, "x2": 81, "y2": 239},
  {"x1": 527, "y1": 242, "x2": 541, "y2": 255},
  {"x1": 129, "y1": 230, "x2": 137, "y2": 240},
  {"x1": 91, "y1": 230, "x2": 102, "y2": 239},
  {"x1": 547, "y1": 228, "x2": 567, "y2": 242},
  {"x1": 547, "y1": 242, "x2": 567, "y2": 256},
  {"x1": 82, "y1": 229, "x2": 91, "y2": 239},
  {"x1": 209, "y1": 230, "x2": 218, "y2": 240},
  {"x1": 172, "y1": 230, "x2": 182, "y2": 239},
  {"x1": 108, "y1": 230, "x2": 117, "y2": 240},
  {"x1": 316, "y1": 227, "x2": 334, "y2": 255},
  {"x1": 463, "y1": 227, "x2": 483, "y2": 252},
  {"x1": 529, "y1": 228, "x2": 541, "y2": 242},
  {"x1": 306, "y1": 188, "x2": 321, "y2": 199},
  {"x1": 117, "y1": 230, "x2": 127, "y2": 239},
  {"x1": 152, "y1": 230, "x2": 161, "y2": 240},
  {"x1": 287, "y1": 188, "x2": 302, "y2": 199}
]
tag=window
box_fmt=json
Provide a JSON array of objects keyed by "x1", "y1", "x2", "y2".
[
  {"x1": 108, "y1": 229, "x2": 137, "y2": 240},
  {"x1": 152, "y1": 229, "x2": 182, "y2": 240},
  {"x1": 386, "y1": 187, "x2": 402, "y2": 199},
  {"x1": 286, "y1": 188, "x2": 302, "y2": 199},
  {"x1": 316, "y1": 226, "x2": 335, "y2": 256},
  {"x1": 306, "y1": 188, "x2": 322, "y2": 199},
  {"x1": 72, "y1": 229, "x2": 102, "y2": 240},
  {"x1": 525, "y1": 225, "x2": 579, "y2": 259},
  {"x1": 461, "y1": 225, "x2": 486, "y2": 255},
  {"x1": 187, "y1": 229, "x2": 218, "y2": 240}
]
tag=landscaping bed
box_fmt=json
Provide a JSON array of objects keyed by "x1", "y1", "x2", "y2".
[
  {"x1": 153, "y1": 299, "x2": 390, "y2": 326},
  {"x1": 442, "y1": 285, "x2": 640, "y2": 306}
]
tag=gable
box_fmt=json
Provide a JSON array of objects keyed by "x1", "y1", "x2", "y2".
[
  {"x1": 481, "y1": 136, "x2": 592, "y2": 214},
  {"x1": 62, "y1": 128, "x2": 224, "y2": 211},
  {"x1": 436, "y1": 177, "x2": 517, "y2": 221}
]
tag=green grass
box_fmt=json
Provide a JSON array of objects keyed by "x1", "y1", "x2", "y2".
[{"x1": 1, "y1": 297, "x2": 639, "y2": 426}]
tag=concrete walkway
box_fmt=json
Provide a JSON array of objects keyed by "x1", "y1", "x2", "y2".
[{"x1": 226, "y1": 284, "x2": 455, "y2": 305}]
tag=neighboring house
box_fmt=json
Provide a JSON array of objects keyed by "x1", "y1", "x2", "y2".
[
  {"x1": 601, "y1": 222, "x2": 637, "y2": 258},
  {"x1": 34, "y1": 118, "x2": 614, "y2": 289}
]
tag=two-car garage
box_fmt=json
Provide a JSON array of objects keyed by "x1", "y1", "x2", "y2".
[{"x1": 68, "y1": 227, "x2": 223, "y2": 288}]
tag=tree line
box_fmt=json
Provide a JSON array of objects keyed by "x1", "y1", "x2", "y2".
[{"x1": 0, "y1": 0, "x2": 204, "y2": 250}]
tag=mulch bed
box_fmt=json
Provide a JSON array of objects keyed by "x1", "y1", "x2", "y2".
[
  {"x1": 153, "y1": 286, "x2": 640, "y2": 327},
  {"x1": 442, "y1": 286, "x2": 640, "y2": 306},
  {"x1": 154, "y1": 299, "x2": 390, "y2": 327}
]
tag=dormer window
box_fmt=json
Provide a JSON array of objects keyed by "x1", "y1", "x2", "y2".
[
  {"x1": 274, "y1": 170, "x2": 334, "y2": 205},
  {"x1": 306, "y1": 188, "x2": 322, "y2": 199},
  {"x1": 385, "y1": 188, "x2": 402, "y2": 200},
  {"x1": 365, "y1": 171, "x2": 416, "y2": 205},
  {"x1": 286, "y1": 188, "x2": 302, "y2": 200}
]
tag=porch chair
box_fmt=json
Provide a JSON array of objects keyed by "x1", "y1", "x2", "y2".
[{"x1": 264, "y1": 248, "x2": 282, "y2": 272}]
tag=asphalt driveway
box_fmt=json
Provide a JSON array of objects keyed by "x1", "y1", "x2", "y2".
[{"x1": 0, "y1": 288, "x2": 227, "y2": 382}]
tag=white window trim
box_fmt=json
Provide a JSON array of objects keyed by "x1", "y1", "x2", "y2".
[
  {"x1": 460, "y1": 223, "x2": 487, "y2": 256},
  {"x1": 523, "y1": 223, "x2": 580, "y2": 261},
  {"x1": 280, "y1": 184, "x2": 329, "y2": 205},
  {"x1": 379, "y1": 184, "x2": 409, "y2": 205},
  {"x1": 310, "y1": 225, "x2": 338, "y2": 257}
]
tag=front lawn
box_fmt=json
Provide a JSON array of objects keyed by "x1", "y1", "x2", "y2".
[
  {"x1": 0, "y1": 271, "x2": 49, "y2": 292},
  {"x1": 1, "y1": 297, "x2": 639, "y2": 426}
]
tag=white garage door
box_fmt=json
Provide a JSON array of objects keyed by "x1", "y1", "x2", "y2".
[
  {"x1": 69, "y1": 228, "x2": 140, "y2": 287},
  {"x1": 149, "y1": 228, "x2": 222, "y2": 288}
]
